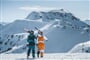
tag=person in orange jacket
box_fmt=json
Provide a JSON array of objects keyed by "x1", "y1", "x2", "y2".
[{"x1": 37, "y1": 31, "x2": 48, "y2": 58}]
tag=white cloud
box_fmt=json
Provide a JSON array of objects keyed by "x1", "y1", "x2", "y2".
[{"x1": 19, "y1": 6, "x2": 57, "y2": 11}]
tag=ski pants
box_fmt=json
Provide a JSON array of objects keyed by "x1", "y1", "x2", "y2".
[{"x1": 27, "y1": 45, "x2": 35, "y2": 58}]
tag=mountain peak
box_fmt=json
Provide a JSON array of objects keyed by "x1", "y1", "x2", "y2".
[{"x1": 25, "y1": 9, "x2": 79, "y2": 22}]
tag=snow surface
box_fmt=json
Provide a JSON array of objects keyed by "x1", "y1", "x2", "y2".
[
  {"x1": 69, "y1": 41, "x2": 90, "y2": 53},
  {"x1": 0, "y1": 53, "x2": 90, "y2": 60},
  {"x1": 84, "y1": 20, "x2": 90, "y2": 25},
  {"x1": 0, "y1": 24, "x2": 3, "y2": 30}
]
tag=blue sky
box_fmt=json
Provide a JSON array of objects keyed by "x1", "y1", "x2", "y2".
[{"x1": 0, "y1": 0, "x2": 90, "y2": 22}]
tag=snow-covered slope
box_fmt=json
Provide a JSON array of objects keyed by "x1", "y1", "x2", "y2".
[
  {"x1": 69, "y1": 41, "x2": 90, "y2": 53},
  {"x1": 0, "y1": 9, "x2": 90, "y2": 53},
  {"x1": 0, "y1": 22, "x2": 10, "y2": 31},
  {"x1": 0, "y1": 22, "x2": 9, "y2": 26},
  {"x1": 0, "y1": 24, "x2": 3, "y2": 30},
  {"x1": 4, "y1": 21, "x2": 57, "y2": 53},
  {"x1": 45, "y1": 23, "x2": 89, "y2": 53},
  {"x1": 84, "y1": 20, "x2": 90, "y2": 25},
  {"x1": 0, "y1": 19, "x2": 48, "y2": 34},
  {"x1": 0, "y1": 19, "x2": 48, "y2": 53},
  {"x1": 5, "y1": 20, "x2": 89, "y2": 53}
]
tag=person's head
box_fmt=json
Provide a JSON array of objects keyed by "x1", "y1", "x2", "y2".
[
  {"x1": 30, "y1": 30, "x2": 34, "y2": 34},
  {"x1": 40, "y1": 31, "x2": 43, "y2": 35},
  {"x1": 28, "y1": 31, "x2": 31, "y2": 33},
  {"x1": 38, "y1": 30, "x2": 41, "y2": 34}
]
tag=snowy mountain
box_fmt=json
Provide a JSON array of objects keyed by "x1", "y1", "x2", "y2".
[
  {"x1": 26, "y1": 9, "x2": 80, "y2": 22},
  {"x1": 0, "y1": 9, "x2": 90, "y2": 54},
  {"x1": 0, "y1": 22, "x2": 9, "y2": 30},
  {"x1": 84, "y1": 20, "x2": 90, "y2": 25},
  {"x1": 26, "y1": 11, "x2": 41, "y2": 20},
  {"x1": 0, "y1": 22, "x2": 9, "y2": 26},
  {"x1": 0, "y1": 19, "x2": 48, "y2": 34}
]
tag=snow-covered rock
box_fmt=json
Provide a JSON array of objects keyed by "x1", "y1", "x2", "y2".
[
  {"x1": 26, "y1": 11, "x2": 41, "y2": 20},
  {"x1": 26, "y1": 9, "x2": 80, "y2": 22}
]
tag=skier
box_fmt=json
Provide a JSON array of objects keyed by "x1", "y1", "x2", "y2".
[
  {"x1": 26, "y1": 30, "x2": 37, "y2": 59},
  {"x1": 37, "y1": 31, "x2": 48, "y2": 58}
]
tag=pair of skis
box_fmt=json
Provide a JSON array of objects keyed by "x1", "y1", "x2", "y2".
[{"x1": 24, "y1": 27, "x2": 41, "y2": 33}]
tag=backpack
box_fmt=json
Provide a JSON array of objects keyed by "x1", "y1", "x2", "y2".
[{"x1": 27, "y1": 34, "x2": 36, "y2": 45}]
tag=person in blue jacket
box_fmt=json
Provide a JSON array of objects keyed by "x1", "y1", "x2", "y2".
[{"x1": 26, "y1": 30, "x2": 37, "y2": 59}]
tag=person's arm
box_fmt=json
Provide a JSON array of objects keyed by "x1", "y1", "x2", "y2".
[
  {"x1": 27, "y1": 36, "x2": 29, "y2": 42},
  {"x1": 27, "y1": 35, "x2": 31, "y2": 43}
]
